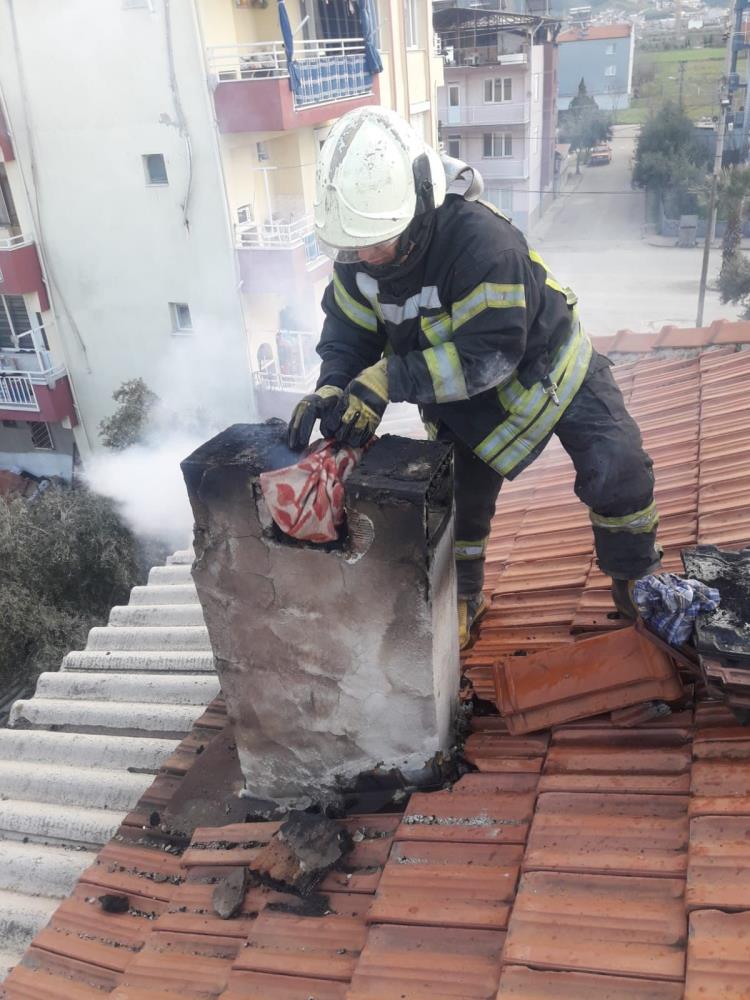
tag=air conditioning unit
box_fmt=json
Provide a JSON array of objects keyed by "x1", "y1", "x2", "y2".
[{"x1": 237, "y1": 204, "x2": 254, "y2": 225}]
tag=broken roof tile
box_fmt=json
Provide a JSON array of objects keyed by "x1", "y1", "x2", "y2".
[
  {"x1": 396, "y1": 790, "x2": 534, "y2": 845},
  {"x1": 367, "y1": 842, "x2": 519, "y2": 931},
  {"x1": 524, "y1": 792, "x2": 689, "y2": 877},
  {"x1": 495, "y1": 627, "x2": 683, "y2": 734},
  {"x1": 346, "y1": 924, "x2": 503, "y2": 1000},
  {"x1": 503, "y1": 871, "x2": 686, "y2": 980},
  {"x1": 496, "y1": 965, "x2": 684, "y2": 999},
  {"x1": 684, "y1": 908, "x2": 750, "y2": 1000},
  {"x1": 686, "y1": 815, "x2": 750, "y2": 910}
]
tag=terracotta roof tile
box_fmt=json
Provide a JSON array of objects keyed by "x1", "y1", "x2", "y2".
[
  {"x1": 368, "y1": 842, "x2": 520, "y2": 930},
  {"x1": 2, "y1": 964, "x2": 108, "y2": 999},
  {"x1": 117, "y1": 944, "x2": 233, "y2": 996},
  {"x1": 524, "y1": 791, "x2": 689, "y2": 877},
  {"x1": 684, "y1": 909, "x2": 750, "y2": 1000},
  {"x1": 396, "y1": 789, "x2": 534, "y2": 845},
  {"x1": 221, "y1": 971, "x2": 349, "y2": 999},
  {"x1": 504, "y1": 871, "x2": 687, "y2": 980},
  {"x1": 558, "y1": 22, "x2": 632, "y2": 41},
  {"x1": 346, "y1": 924, "x2": 504, "y2": 1000},
  {"x1": 494, "y1": 627, "x2": 683, "y2": 734},
  {"x1": 539, "y1": 745, "x2": 691, "y2": 795},
  {"x1": 234, "y1": 899, "x2": 369, "y2": 982},
  {"x1": 496, "y1": 965, "x2": 684, "y2": 999},
  {"x1": 689, "y1": 759, "x2": 750, "y2": 817},
  {"x1": 686, "y1": 815, "x2": 750, "y2": 910},
  {"x1": 693, "y1": 726, "x2": 750, "y2": 758},
  {"x1": 452, "y1": 772, "x2": 539, "y2": 794}
]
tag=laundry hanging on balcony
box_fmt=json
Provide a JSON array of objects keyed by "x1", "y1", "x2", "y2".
[
  {"x1": 277, "y1": 0, "x2": 302, "y2": 94},
  {"x1": 357, "y1": 0, "x2": 383, "y2": 75}
]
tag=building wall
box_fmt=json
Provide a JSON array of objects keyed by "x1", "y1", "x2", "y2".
[
  {"x1": 558, "y1": 32, "x2": 634, "y2": 110},
  {"x1": 0, "y1": 420, "x2": 75, "y2": 480},
  {"x1": 0, "y1": 0, "x2": 253, "y2": 460}
]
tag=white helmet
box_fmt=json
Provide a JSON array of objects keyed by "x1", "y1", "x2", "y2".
[{"x1": 314, "y1": 107, "x2": 447, "y2": 263}]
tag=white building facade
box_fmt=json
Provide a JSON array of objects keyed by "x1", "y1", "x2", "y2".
[
  {"x1": 0, "y1": 0, "x2": 442, "y2": 471},
  {"x1": 434, "y1": 8, "x2": 560, "y2": 234}
]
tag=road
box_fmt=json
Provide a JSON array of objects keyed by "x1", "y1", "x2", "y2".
[{"x1": 531, "y1": 125, "x2": 736, "y2": 336}]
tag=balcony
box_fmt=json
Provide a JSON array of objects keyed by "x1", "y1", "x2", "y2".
[
  {"x1": 235, "y1": 201, "x2": 329, "y2": 294},
  {"x1": 0, "y1": 103, "x2": 13, "y2": 161},
  {"x1": 208, "y1": 38, "x2": 380, "y2": 133},
  {"x1": 440, "y1": 102, "x2": 531, "y2": 127},
  {"x1": 0, "y1": 234, "x2": 49, "y2": 308},
  {"x1": 441, "y1": 48, "x2": 528, "y2": 69},
  {"x1": 480, "y1": 158, "x2": 530, "y2": 181},
  {"x1": 0, "y1": 331, "x2": 76, "y2": 423}
]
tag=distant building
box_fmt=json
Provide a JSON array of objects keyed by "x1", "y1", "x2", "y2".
[
  {"x1": 557, "y1": 23, "x2": 635, "y2": 112},
  {"x1": 433, "y1": 7, "x2": 561, "y2": 233}
]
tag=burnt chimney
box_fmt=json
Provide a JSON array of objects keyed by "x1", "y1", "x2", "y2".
[{"x1": 182, "y1": 423, "x2": 459, "y2": 806}]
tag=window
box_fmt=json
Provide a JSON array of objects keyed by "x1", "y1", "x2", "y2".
[
  {"x1": 447, "y1": 137, "x2": 461, "y2": 159},
  {"x1": 2, "y1": 419, "x2": 18, "y2": 428},
  {"x1": 0, "y1": 295, "x2": 32, "y2": 350},
  {"x1": 303, "y1": 232, "x2": 321, "y2": 264},
  {"x1": 169, "y1": 302, "x2": 193, "y2": 333},
  {"x1": 483, "y1": 133, "x2": 513, "y2": 158},
  {"x1": 0, "y1": 168, "x2": 19, "y2": 227},
  {"x1": 483, "y1": 77, "x2": 512, "y2": 103},
  {"x1": 448, "y1": 86, "x2": 460, "y2": 108},
  {"x1": 403, "y1": 0, "x2": 418, "y2": 48},
  {"x1": 30, "y1": 422, "x2": 54, "y2": 450},
  {"x1": 606, "y1": 43, "x2": 615, "y2": 54},
  {"x1": 256, "y1": 141, "x2": 270, "y2": 162},
  {"x1": 143, "y1": 154, "x2": 168, "y2": 185},
  {"x1": 605, "y1": 65, "x2": 617, "y2": 77}
]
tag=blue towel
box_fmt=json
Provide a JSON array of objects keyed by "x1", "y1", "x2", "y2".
[{"x1": 633, "y1": 573, "x2": 720, "y2": 645}]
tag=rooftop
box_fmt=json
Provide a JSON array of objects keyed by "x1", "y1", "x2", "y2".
[
  {"x1": 2, "y1": 333, "x2": 750, "y2": 998},
  {"x1": 558, "y1": 23, "x2": 633, "y2": 43}
]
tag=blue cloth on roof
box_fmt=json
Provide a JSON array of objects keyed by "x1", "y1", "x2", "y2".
[{"x1": 634, "y1": 573, "x2": 720, "y2": 646}]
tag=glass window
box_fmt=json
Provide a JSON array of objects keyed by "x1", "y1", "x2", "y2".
[
  {"x1": 485, "y1": 78, "x2": 512, "y2": 103},
  {"x1": 606, "y1": 43, "x2": 615, "y2": 54},
  {"x1": 169, "y1": 302, "x2": 193, "y2": 333},
  {"x1": 403, "y1": 0, "x2": 418, "y2": 48},
  {"x1": 605, "y1": 65, "x2": 617, "y2": 77},
  {"x1": 449, "y1": 86, "x2": 460, "y2": 108},
  {"x1": 447, "y1": 137, "x2": 461, "y2": 158},
  {"x1": 483, "y1": 133, "x2": 512, "y2": 158},
  {"x1": 30, "y1": 422, "x2": 54, "y2": 450},
  {"x1": 143, "y1": 154, "x2": 168, "y2": 185},
  {"x1": 503, "y1": 77, "x2": 512, "y2": 102},
  {"x1": 0, "y1": 295, "x2": 31, "y2": 350}
]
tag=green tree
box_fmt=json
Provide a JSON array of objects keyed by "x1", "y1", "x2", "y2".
[
  {"x1": 560, "y1": 90, "x2": 613, "y2": 175},
  {"x1": 569, "y1": 78, "x2": 599, "y2": 115},
  {"x1": 717, "y1": 166, "x2": 750, "y2": 265},
  {"x1": 99, "y1": 378, "x2": 159, "y2": 449},
  {"x1": 0, "y1": 485, "x2": 163, "y2": 688},
  {"x1": 632, "y1": 102, "x2": 710, "y2": 215}
]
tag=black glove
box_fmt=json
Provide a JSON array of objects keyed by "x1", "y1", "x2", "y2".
[
  {"x1": 321, "y1": 359, "x2": 389, "y2": 448},
  {"x1": 287, "y1": 385, "x2": 343, "y2": 450}
]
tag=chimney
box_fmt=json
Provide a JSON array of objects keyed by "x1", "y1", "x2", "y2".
[{"x1": 182, "y1": 423, "x2": 459, "y2": 807}]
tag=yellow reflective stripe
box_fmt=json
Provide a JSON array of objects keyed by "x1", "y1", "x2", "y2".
[
  {"x1": 455, "y1": 537, "x2": 489, "y2": 560},
  {"x1": 420, "y1": 312, "x2": 453, "y2": 346},
  {"x1": 452, "y1": 282, "x2": 526, "y2": 332},
  {"x1": 422, "y1": 419, "x2": 439, "y2": 441},
  {"x1": 590, "y1": 500, "x2": 659, "y2": 535},
  {"x1": 424, "y1": 343, "x2": 468, "y2": 403},
  {"x1": 498, "y1": 310, "x2": 583, "y2": 412},
  {"x1": 333, "y1": 272, "x2": 378, "y2": 332},
  {"x1": 476, "y1": 325, "x2": 593, "y2": 475}
]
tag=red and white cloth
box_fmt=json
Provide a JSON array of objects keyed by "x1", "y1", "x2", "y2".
[{"x1": 260, "y1": 440, "x2": 363, "y2": 544}]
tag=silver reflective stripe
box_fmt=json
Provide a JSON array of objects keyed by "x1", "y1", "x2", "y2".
[
  {"x1": 378, "y1": 286, "x2": 442, "y2": 326},
  {"x1": 590, "y1": 500, "x2": 659, "y2": 534},
  {"x1": 421, "y1": 312, "x2": 453, "y2": 346},
  {"x1": 355, "y1": 272, "x2": 385, "y2": 323},
  {"x1": 424, "y1": 343, "x2": 468, "y2": 403},
  {"x1": 455, "y1": 539, "x2": 488, "y2": 560}
]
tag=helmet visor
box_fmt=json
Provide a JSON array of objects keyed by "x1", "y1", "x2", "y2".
[{"x1": 318, "y1": 234, "x2": 401, "y2": 265}]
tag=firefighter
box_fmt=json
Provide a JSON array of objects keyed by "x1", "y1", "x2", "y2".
[{"x1": 288, "y1": 107, "x2": 661, "y2": 648}]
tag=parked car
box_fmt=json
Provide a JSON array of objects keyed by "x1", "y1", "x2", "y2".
[{"x1": 589, "y1": 144, "x2": 613, "y2": 166}]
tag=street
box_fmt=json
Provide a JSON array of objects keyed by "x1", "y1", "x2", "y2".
[{"x1": 531, "y1": 125, "x2": 736, "y2": 336}]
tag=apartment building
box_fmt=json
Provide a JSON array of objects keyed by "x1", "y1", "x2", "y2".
[
  {"x1": 0, "y1": 0, "x2": 442, "y2": 473},
  {"x1": 434, "y1": 7, "x2": 560, "y2": 234},
  {"x1": 557, "y1": 24, "x2": 635, "y2": 112}
]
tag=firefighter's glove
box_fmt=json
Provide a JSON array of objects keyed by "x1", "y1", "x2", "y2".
[
  {"x1": 287, "y1": 385, "x2": 343, "y2": 451},
  {"x1": 323, "y1": 359, "x2": 389, "y2": 448}
]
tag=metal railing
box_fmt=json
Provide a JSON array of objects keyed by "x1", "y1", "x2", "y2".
[
  {"x1": 207, "y1": 38, "x2": 373, "y2": 109},
  {"x1": 440, "y1": 102, "x2": 531, "y2": 127},
  {"x1": 0, "y1": 372, "x2": 37, "y2": 410},
  {"x1": 253, "y1": 368, "x2": 319, "y2": 393},
  {"x1": 442, "y1": 47, "x2": 527, "y2": 67},
  {"x1": 0, "y1": 232, "x2": 33, "y2": 251},
  {"x1": 236, "y1": 214, "x2": 315, "y2": 249}
]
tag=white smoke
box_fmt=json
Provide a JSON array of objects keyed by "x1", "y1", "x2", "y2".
[{"x1": 84, "y1": 434, "x2": 203, "y2": 549}]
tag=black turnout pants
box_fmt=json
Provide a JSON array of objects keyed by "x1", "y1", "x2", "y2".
[{"x1": 449, "y1": 353, "x2": 661, "y2": 598}]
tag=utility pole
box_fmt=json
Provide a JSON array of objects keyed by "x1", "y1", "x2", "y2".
[
  {"x1": 677, "y1": 60, "x2": 686, "y2": 111},
  {"x1": 696, "y1": 2, "x2": 736, "y2": 327}
]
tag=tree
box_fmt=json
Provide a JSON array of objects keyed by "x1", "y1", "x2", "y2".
[
  {"x1": 0, "y1": 484, "x2": 163, "y2": 688},
  {"x1": 99, "y1": 378, "x2": 159, "y2": 449},
  {"x1": 717, "y1": 166, "x2": 750, "y2": 266},
  {"x1": 632, "y1": 102, "x2": 710, "y2": 215},
  {"x1": 569, "y1": 79, "x2": 599, "y2": 115},
  {"x1": 559, "y1": 88, "x2": 613, "y2": 175}
]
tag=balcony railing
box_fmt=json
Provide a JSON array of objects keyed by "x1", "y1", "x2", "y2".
[
  {"x1": 440, "y1": 47, "x2": 527, "y2": 68},
  {"x1": 207, "y1": 38, "x2": 373, "y2": 109},
  {"x1": 0, "y1": 372, "x2": 37, "y2": 410},
  {"x1": 440, "y1": 102, "x2": 531, "y2": 127},
  {"x1": 237, "y1": 214, "x2": 314, "y2": 249},
  {"x1": 480, "y1": 158, "x2": 530, "y2": 181},
  {"x1": 0, "y1": 232, "x2": 33, "y2": 251},
  {"x1": 253, "y1": 368, "x2": 319, "y2": 393}
]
